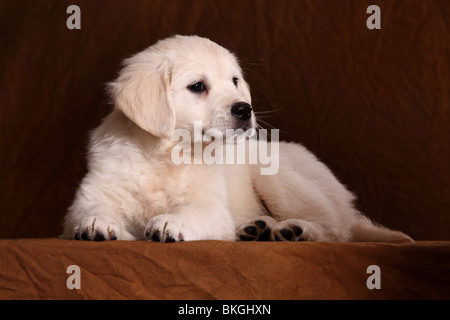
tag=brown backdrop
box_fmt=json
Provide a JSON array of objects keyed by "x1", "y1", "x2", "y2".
[{"x1": 0, "y1": 0, "x2": 449, "y2": 240}]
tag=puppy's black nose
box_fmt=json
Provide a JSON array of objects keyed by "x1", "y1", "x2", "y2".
[{"x1": 230, "y1": 102, "x2": 252, "y2": 121}]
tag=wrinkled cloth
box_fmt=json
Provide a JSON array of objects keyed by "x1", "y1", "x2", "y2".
[{"x1": 0, "y1": 239, "x2": 448, "y2": 299}]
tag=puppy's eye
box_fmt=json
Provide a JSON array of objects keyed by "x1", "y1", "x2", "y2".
[
  {"x1": 188, "y1": 82, "x2": 206, "y2": 93},
  {"x1": 233, "y1": 77, "x2": 238, "y2": 87}
]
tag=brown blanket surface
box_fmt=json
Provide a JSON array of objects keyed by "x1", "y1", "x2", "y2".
[{"x1": 1, "y1": 239, "x2": 448, "y2": 299}]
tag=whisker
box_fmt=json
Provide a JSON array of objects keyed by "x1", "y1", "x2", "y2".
[
  {"x1": 254, "y1": 110, "x2": 279, "y2": 115},
  {"x1": 255, "y1": 120, "x2": 274, "y2": 141},
  {"x1": 240, "y1": 58, "x2": 267, "y2": 82},
  {"x1": 256, "y1": 119, "x2": 276, "y2": 129},
  {"x1": 239, "y1": 57, "x2": 267, "y2": 67},
  {"x1": 256, "y1": 119, "x2": 288, "y2": 136}
]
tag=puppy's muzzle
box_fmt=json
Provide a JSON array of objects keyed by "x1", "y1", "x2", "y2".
[{"x1": 231, "y1": 102, "x2": 252, "y2": 121}]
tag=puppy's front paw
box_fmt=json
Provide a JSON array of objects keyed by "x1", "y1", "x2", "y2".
[
  {"x1": 74, "y1": 216, "x2": 119, "y2": 241},
  {"x1": 145, "y1": 214, "x2": 189, "y2": 242}
]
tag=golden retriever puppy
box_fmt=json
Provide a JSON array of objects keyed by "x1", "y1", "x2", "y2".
[{"x1": 62, "y1": 35, "x2": 413, "y2": 243}]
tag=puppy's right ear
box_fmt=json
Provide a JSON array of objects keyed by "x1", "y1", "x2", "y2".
[{"x1": 108, "y1": 50, "x2": 175, "y2": 138}]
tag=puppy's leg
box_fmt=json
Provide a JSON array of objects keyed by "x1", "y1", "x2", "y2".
[
  {"x1": 145, "y1": 205, "x2": 236, "y2": 242},
  {"x1": 145, "y1": 165, "x2": 236, "y2": 242},
  {"x1": 350, "y1": 215, "x2": 414, "y2": 243},
  {"x1": 61, "y1": 177, "x2": 137, "y2": 241},
  {"x1": 63, "y1": 203, "x2": 136, "y2": 241},
  {"x1": 251, "y1": 142, "x2": 356, "y2": 242},
  {"x1": 251, "y1": 142, "x2": 413, "y2": 242}
]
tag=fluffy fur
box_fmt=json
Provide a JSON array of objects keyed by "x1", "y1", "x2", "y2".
[{"x1": 62, "y1": 35, "x2": 413, "y2": 243}]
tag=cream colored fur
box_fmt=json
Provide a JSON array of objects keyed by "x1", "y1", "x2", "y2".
[{"x1": 62, "y1": 35, "x2": 413, "y2": 243}]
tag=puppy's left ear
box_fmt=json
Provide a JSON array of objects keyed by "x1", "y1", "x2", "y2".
[{"x1": 108, "y1": 50, "x2": 175, "y2": 138}]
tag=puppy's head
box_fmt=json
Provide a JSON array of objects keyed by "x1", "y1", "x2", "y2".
[{"x1": 109, "y1": 35, "x2": 254, "y2": 139}]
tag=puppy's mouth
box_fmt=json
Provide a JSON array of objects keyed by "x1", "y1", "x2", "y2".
[
  {"x1": 235, "y1": 122, "x2": 254, "y2": 133},
  {"x1": 232, "y1": 115, "x2": 256, "y2": 136},
  {"x1": 202, "y1": 108, "x2": 256, "y2": 140},
  {"x1": 239, "y1": 126, "x2": 252, "y2": 132},
  {"x1": 202, "y1": 121, "x2": 256, "y2": 140}
]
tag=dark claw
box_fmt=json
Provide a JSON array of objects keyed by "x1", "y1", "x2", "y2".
[
  {"x1": 110, "y1": 235, "x2": 117, "y2": 240},
  {"x1": 151, "y1": 230, "x2": 161, "y2": 242},
  {"x1": 74, "y1": 231, "x2": 81, "y2": 240},
  {"x1": 94, "y1": 232, "x2": 106, "y2": 241},
  {"x1": 81, "y1": 231, "x2": 90, "y2": 240},
  {"x1": 165, "y1": 235, "x2": 175, "y2": 243}
]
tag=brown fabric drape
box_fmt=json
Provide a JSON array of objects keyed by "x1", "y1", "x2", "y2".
[{"x1": 1, "y1": 239, "x2": 449, "y2": 299}]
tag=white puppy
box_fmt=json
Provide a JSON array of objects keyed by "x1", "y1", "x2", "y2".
[{"x1": 62, "y1": 35, "x2": 413, "y2": 243}]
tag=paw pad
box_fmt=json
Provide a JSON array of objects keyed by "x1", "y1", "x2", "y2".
[
  {"x1": 273, "y1": 224, "x2": 304, "y2": 241},
  {"x1": 237, "y1": 220, "x2": 272, "y2": 241}
]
